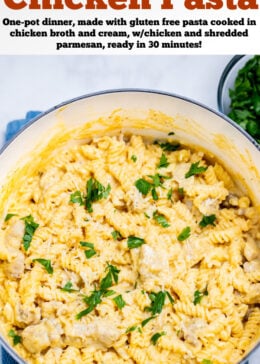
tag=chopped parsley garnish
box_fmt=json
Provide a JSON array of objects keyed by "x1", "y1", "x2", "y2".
[
  {"x1": 76, "y1": 289, "x2": 103, "y2": 319},
  {"x1": 135, "y1": 178, "x2": 152, "y2": 195},
  {"x1": 76, "y1": 263, "x2": 120, "y2": 319},
  {"x1": 111, "y1": 230, "x2": 123, "y2": 240},
  {"x1": 4, "y1": 213, "x2": 17, "y2": 222},
  {"x1": 126, "y1": 325, "x2": 138, "y2": 333},
  {"x1": 60, "y1": 281, "x2": 78, "y2": 293},
  {"x1": 100, "y1": 263, "x2": 120, "y2": 291},
  {"x1": 168, "y1": 131, "x2": 175, "y2": 136},
  {"x1": 146, "y1": 291, "x2": 166, "y2": 315},
  {"x1": 8, "y1": 329, "x2": 22, "y2": 346},
  {"x1": 141, "y1": 316, "x2": 156, "y2": 327},
  {"x1": 70, "y1": 190, "x2": 84, "y2": 205},
  {"x1": 21, "y1": 215, "x2": 39, "y2": 251},
  {"x1": 177, "y1": 226, "x2": 191, "y2": 241},
  {"x1": 113, "y1": 294, "x2": 126, "y2": 309},
  {"x1": 80, "y1": 241, "x2": 94, "y2": 248},
  {"x1": 127, "y1": 236, "x2": 146, "y2": 249},
  {"x1": 131, "y1": 155, "x2": 137, "y2": 162},
  {"x1": 135, "y1": 174, "x2": 168, "y2": 201},
  {"x1": 202, "y1": 360, "x2": 213, "y2": 364},
  {"x1": 151, "y1": 331, "x2": 166, "y2": 345},
  {"x1": 155, "y1": 141, "x2": 180, "y2": 151},
  {"x1": 144, "y1": 212, "x2": 150, "y2": 219},
  {"x1": 85, "y1": 178, "x2": 111, "y2": 212},
  {"x1": 193, "y1": 288, "x2": 208, "y2": 305},
  {"x1": 153, "y1": 210, "x2": 170, "y2": 228},
  {"x1": 85, "y1": 249, "x2": 97, "y2": 259},
  {"x1": 185, "y1": 162, "x2": 208, "y2": 178},
  {"x1": 166, "y1": 291, "x2": 175, "y2": 304},
  {"x1": 157, "y1": 153, "x2": 169, "y2": 168},
  {"x1": 102, "y1": 289, "x2": 116, "y2": 297},
  {"x1": 167, "y1": 188, "x2": 173, "y2": 200},
  {"x1": 33, "y1": 258, "x2": 53, "y2": 274},
  {"x1": 199, "y1": 214, "x2": 216, "y2": 228},
  {"x1": 70, "y1": 178, "x2": 111, "y2": 213},
  {"x1": 80, "y1": 241, "x2": 96, "y2": 259}
]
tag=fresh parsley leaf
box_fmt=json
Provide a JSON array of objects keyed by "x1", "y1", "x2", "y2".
[
  {"x1": 8, "y1": 329, "x2": 21, "y2": 346},
  {"x1": 126, "y1": 325, "x2": 137, "y2": 333},
  {"x1": 76, "y1": 289, "x2": 103, "y2": 319},
  {"x1": 155, "y1": 141, "x2": 180, "y2": 151},
  {"x1": 151, "y1": 187, "x2": 158, "y2": 200},
  {"x1": 85, "y1": 178, "x2": 111, "y2": 212},
  {"x1": 70, "y1": 190, "x2": 84, "y2": 205},
  {"x1": 131, "y1": 155, "x2": 137, "y2": 162},
  {"x1": 135, "y1": 178, "x2": 152, "y2": 195},
  {"x1": 144, "y1": 212, "x2": 150, "y2": 219},
  {"x1": 80, "y1": 242, "x2": 96, "y2": 259},
  {"x1": 228, "y1": 55, "x2": 260, "y2": 143},
  {"x1": 127, "y1": 236, "x2": 145, "y2": 249},
  {"x1": 199, "y1": 214, "x2": 216, "y2": 228},
  {"x1": 151, "y1": 331, "x2": 166, "y2": 345},
  {"x1": 153, "y1": 211, "x2": 170, "y2": 228},
  {"x1": 33, "y1": 258, "x2": 53, "y2": 274},
  {"x1": 111, "y1": 230, "x2": 122, "y2": 240},
  {"x1": 157, "y1": 153, "x2": 169, "y2": 168},
  {"x1": 178, "y1": 187, "x2": 185, "y2": 198},
  {"x1": 185, "y1": 162, "x2": 208, "y2": 178},
  {"x1": 102, "y1": 289, "x2": 116, "y2": 297},
  {"x1": 84, "y1": 249, "x2": 96, "y2": 259},
  {"x1": 60, "y1": 281, "x2": 78, "y2": 293},
  {"x1": 113, "y1": 294, "x2": 126, "y2": 309},
  {"x1": 100, "y1": 263, "x2": 120, "y2": 291},
  {"x1": 201, "y1": 360, "x2": 213, "y2": 364},
  {"x1": 80, "y1": 241, "x2": 94, "y2": 248},
  {"x1": 177, "y1": 226, "x2": 191, "y2": 241},
  {"x1": 167, "y1": 188, "x2": 173, "y2": 200},
  {"x1": 4, "y1": 213, "x2": 17, "y2": 222},
  {"x1": 146, "y1": 291, "x2": 166, "y2": 315},
  {"x1": 21, "y1": 215, "x2": 39, "y2": 251},
  {"x1": 166, "y1": 291, "x2": 175, "y2": 304},
  {"x1": 141, "y1": 316, "x2": 156, "y2": 327},
  {"x1": 148, "y1": 173, "x2": 162, "y2": 187},
  {"x1": 193, "y1": 288, "x2": 208, "y2": 305}
]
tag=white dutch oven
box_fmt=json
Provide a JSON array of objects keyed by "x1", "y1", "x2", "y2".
[{"x1": 0, "y1": 89, "x2": 259, "y2": 364}]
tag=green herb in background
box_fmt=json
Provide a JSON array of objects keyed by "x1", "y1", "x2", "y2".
[{"x1": 228, "y1": 55, "x2": 260, "y2": 143}]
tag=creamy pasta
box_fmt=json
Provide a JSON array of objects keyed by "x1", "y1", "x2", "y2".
[{"x1": 0, "y1": 119, "x2": 259, "y2": 364}]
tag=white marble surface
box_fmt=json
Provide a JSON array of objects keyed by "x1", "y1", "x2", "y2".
[
  {"x1": 0, "y1": 55, "x2": 232, "y2": 145},
  {"x1": 0, "y1": 55, "x2": 259, "y2": 363}
]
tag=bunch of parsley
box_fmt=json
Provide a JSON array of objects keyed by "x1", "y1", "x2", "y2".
[{"x1": 228, "y1": 55, "x2": 260, "y2": 143}]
